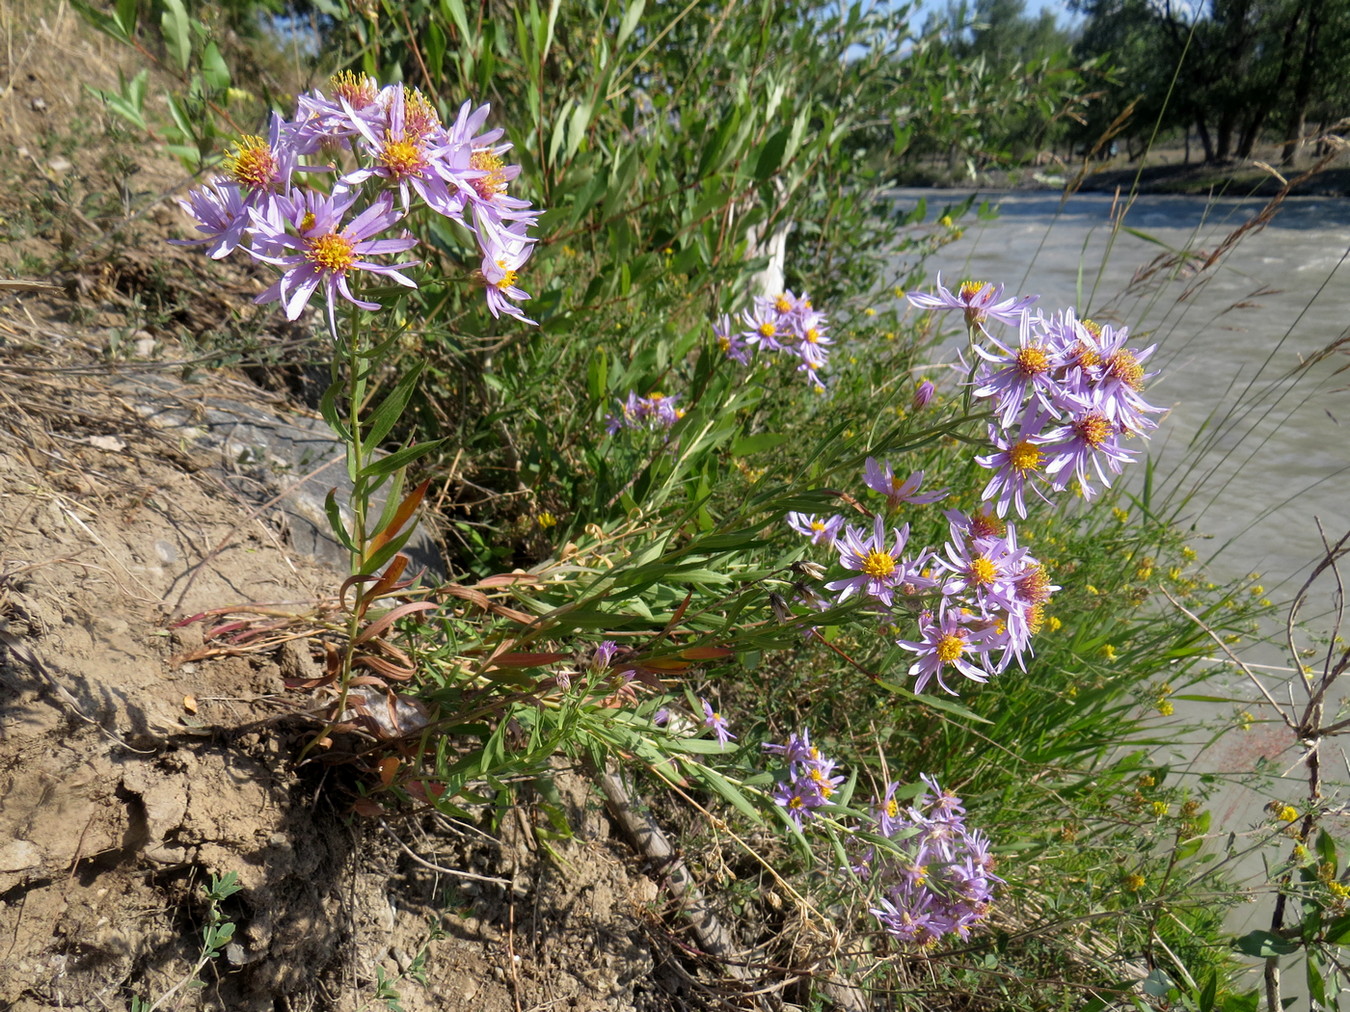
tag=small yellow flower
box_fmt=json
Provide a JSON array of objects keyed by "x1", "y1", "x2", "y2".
[
  {"x1": 1275, "y1": 804, "x2": 1299, "y2": 824},
  {"x1": 1138, "y1": 774, "x2": 1156, "y2": 788},
  {"x1": 1047, "y1": 616, "x2": 1062, "y2": 632},
  {"x1": 1181, "y1": 546, "x2": 1196, "y2": 561},
  {"x1": 538, "y1": 512, "x2": 558, "y2": 529},
  {"x1": 1112, "y1": 507, "x2": 1129, "y2": 524},
  {"x1": 1124, "y1": 874, "x2": 1146, "y2": 892},
  {"x1": 938, "y1": 215, "x2": 954, "y2": 228},
  {"x1": 1157, "y1": 700, "x2": 1175, "y2": 716},
  {"x1": 1250, "y1": 584, "x2": 1265, "y2": 596},
  {"x1": 864, "y1": 307, "x2": 876, "y2": 317},
  {"x1": 1151, "y1": 801, "x2": 1169, "y2": 817},
  {"x1": 892, "y1": 286, "x2": 905, "y2": 298},
  {"x1": 1330, "y1": 881, "x2": 1350, "y2": 900},
  {"x1": 1100, "y1": 644, "x2": 1117, "y2": 661},
  {"x1": 1248, "y1": 571, "x2": 1261, "y2": 581},
  {"x1": 883, "y1": 331, "x2": 897, "y2": 341},
  {"x1": 1086, "y1": 584, "x2": 1100, "y2": 595},
  {"x1": 1238, "y1": 711, "x2": 1254, "y2": 731}
]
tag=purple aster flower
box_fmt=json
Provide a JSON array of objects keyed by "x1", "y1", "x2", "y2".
[
  {"x1": 714, "y1": 313, "x2": 752, "y2": 364},
  {"x1": 971, "y1": 309, "x2": 1068, "y2": 427},
  {"x1": 896, "y1": 606, "x2": 997, "y2": 694},
  {"x1": 701, "y1": 698, "x2": 735, "y2": 746},
  {"x1": 874, "y1": 781, "x2": 906, "y2": 837},
  {"x1": 248, "y1": 189, "x2": 419, "y2": 338},
  {"x1": 474, "y1": 210, "x2": 537, "y2": 325},
  {"x1": 763, "y1": 729, "x2": 820, "y2": 766},
  {"x1": 906, "y1": 272, "x2": 1038, "y2": 334},
  {"x1": 740, "y1": 304, "x2": 787, "y2": 352},
  {"x1": 917, "y1": 774, "x2": 966, "y2": 819},
  {"x1": 974, "y1": 406, "x2": 1055, "y2": 519},
  {"x1": 786, "y1": 511, "x2": 844, "y2": 547},
  {"x1": 863, "y1": 458, "x2": 948, "y2": 511},
  {"x1": 912, "y1": 379, "x2": 936, "y2": 410},
  {"x1": 1039, "y1": 389, "x2": 1137, "y2": 499},
  {"x1": 826, "y1": 516, "x2": 913, "y2": 608},
  {"x1": 170, "y1": 178, "x2": 252, "y2": 260},
  {"x1": 340, "y1": 85, "x2": 457, "y2": 216}
]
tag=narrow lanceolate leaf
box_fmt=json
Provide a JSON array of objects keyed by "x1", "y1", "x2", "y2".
[{"x1": 160, "y1": 0, "x2": 192, "y2": 72}]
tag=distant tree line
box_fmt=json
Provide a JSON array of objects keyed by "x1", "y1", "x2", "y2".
[
  {"x1": 874, "y1": 0, "x2": 1350, "y2": 176},
  {"x1": 1069, "y1": 0, "x2": 1350, "y2": 165}
]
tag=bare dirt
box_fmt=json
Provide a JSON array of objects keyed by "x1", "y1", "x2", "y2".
[{"x1": 0, "y1": 7, "x2": 725, "y2": 1010}]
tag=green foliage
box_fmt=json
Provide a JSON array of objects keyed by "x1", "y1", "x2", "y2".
[{"x1": 81, "y1": 0, "x2": 1329, "y2": 1007}]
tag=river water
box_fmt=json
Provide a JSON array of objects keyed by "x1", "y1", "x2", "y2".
[{"x1": 891, "y1": 187, "x2": 1350, "y2": 994}]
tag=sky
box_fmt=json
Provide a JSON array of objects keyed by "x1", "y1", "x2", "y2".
[{"x1": 912, "y1": 0, "x2": 1081, "y2": 29}]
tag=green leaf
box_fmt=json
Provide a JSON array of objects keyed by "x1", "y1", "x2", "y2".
[
  {"x1": 201, "y1": 40, "x2": 229, "y2": 91},
  {"x1": 358, "y1": 439, "x2": 446, "y2": 479},
  {"x1": 753, "y1": 126, "x2": 790, "y2": 180},
  {"x1": 160, "y1": 0, "x2": 191, "y2": 72},
  {"x1": 875, "y1": 680, "x2": 992, "y2": 724},
  {"x1": 323, "y1": 489, "x2": 357, "y2": 553},
  {"x1": 615, "y1": 0, "x2": 645, "y2": 50},
  {"x1": 1199, "y1": 971, "x2": 1217, "y2": 1012},
  {"x1": 115, "y1": 0, "x2": 138, "y2": 36},
  {"x1": 1234, "y1": 930, "x2": 1299, "y2": 958},
  {"x1": 364, "y1": 360, "x2": 425, "y2": 450},
  {"x1": 425, "y1": 20, "x2": 446, "y2": 75},
  {"x1": 730, "y1": 433, "x2": 787, "y2": 457},
  {"x1": 1323, "y1": 912, "x2": 1350, "y2": 945},
  {"x1": 439, "y1": 0, "x2": 472, "y2": 44}
]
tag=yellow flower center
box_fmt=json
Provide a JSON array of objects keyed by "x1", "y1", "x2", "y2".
[
  {"x1": 380, "y1": 136, "x2": 426, "y2": 178},
  {"x1": 1017, "y1": 565, "x2": 1052, "y2": 604},
  {"x1": 860, "y1": 550, "x2": 896, "y2": 579},
  {"x1": 494, "y1": 259, "x2": 518, "y2": 290},
  {"x1": 331, "y1": 70, "x2": 377, "y2": 109},
  {"x1": 470, "y1": 149, "x2": 508, "y2": 201},
  {"x1": 403, "y1": 87, "x2": 441, "y2": 139},
  {"x1": 1074, "y1": 413, "x2": 1112, "y2": 448},
  {"x1": 758, "y1": 321, "x2": 776, "y2": 340},
  {"x1": 306, "y1": 232, "x2": 356, "y2": 274},
  {"x1": 774, "y1": 294, "x2": 792, "y2": 313},
  {"x1": 936, "y1": 633, "x2": 965, "y2": 664},
  {"x1": 958, "y1": 280, "x2": 987, "y2": 301},
  {"x1": 885, "y1": 798, "x2": 899, "y2": 818},
  {"x1": 299, "y1": 211, "x2": 317, "y2": 234},
  {"x1": 1072, "y1": 342, "x2": 1100, "y2": 369},
  {"x1": 810, "y1": 521, "x2": 825, "y2": 533},
  {"x1": 1107, "y1": 349, "x2": 1144, "y2": 390},
  {"x1": 969, "y1": 556, "x2": 998, "y2": 586},
  {"x1": 969, "y1": 512, "x2": 1005, "y2": 540},
  {"x1": 1015, "y1": 345, "x2": 1049, "y2": 376},
  {"x1": 1009, "y1": 439, "x2": 1042, "y2": 474},
  {"x1": 805, "y1": 327, "x2": 820, "y2": 344},
  {"x1": 225, "y1": 135, "x2": 278, "y2": 191},
  {"x1": 1081, "y1": 318, "x2": 1103, "y2": 339}
]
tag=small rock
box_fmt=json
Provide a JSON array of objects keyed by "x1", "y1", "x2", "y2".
[{"x1": 30, "y1": 96, "x2": 47, "y2": 112}]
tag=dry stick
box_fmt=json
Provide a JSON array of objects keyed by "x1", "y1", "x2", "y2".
[{"x1": 595, "y1": 763, "x2": 870, "y2": 1012}]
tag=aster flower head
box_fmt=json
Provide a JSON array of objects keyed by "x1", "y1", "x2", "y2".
[
  {"x1": 907, "y1": 273, "x2": 1038, "y2": 334},
  {"x1": 701, "y1": 698, "x2": 735, "y2": 746},
  {"x1": 826, "y1": 516, "x2": 913, "y2": 608},
  {"x1": 713, "y1": 313, "x2": 752, "y2": 364},
  {"x1": 787, "y1": 511, "x2": 845, "y2": 547},
  {"x1": 474, "y1": 210, "x2": 537, "y2": 325},
  {"x1": 863, "y1": 458, "x2": 949, "y2": 511},
  {"x1": 912, "y1": 379, "x2": 936, "y2": 410},
  {"x1": 1039, "y1": 388, "x2": 1137, "y2": 499},
  {"x1": 171, "y1": 178, "x2": 252, "y2": 260},
  {"x1": 247, "y1": 189, "x2": 419, "y2": 338},
  {"x1": 972, "y1": 309, "x2": 1070, "y2": 427},
  {"x1": 975, "y1": 405, "x2": 1056, "y2": 519},
  {"x1": 896, "y1": 606, "x2": 997, "y2": 694}
]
